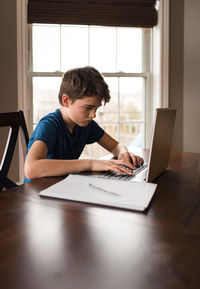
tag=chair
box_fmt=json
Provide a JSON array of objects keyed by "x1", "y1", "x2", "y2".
[{"x1": 0, "y1": 110, "x2": 29, "y2": 191}]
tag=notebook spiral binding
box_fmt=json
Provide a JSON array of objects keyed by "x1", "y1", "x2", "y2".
[{"x1": 71, "y1": 173, "x2": 147, "y2": 185}]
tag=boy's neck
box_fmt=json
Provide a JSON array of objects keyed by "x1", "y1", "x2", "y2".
[{"x1": 60, "y1": 107, "x2": 75, "y2": 134}]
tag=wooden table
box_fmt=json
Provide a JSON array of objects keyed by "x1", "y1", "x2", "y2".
[{"x1": 0, "y1": 152, "x2": 200, "y2": 289}]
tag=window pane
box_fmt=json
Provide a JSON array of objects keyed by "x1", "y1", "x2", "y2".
[
  {"x1": 61, "y1": 25, "x2": 88, "y2": 71},
  {"x1": 101, "y1": 123, "x2": 118, "y2": 141},
  {"x1": 89, "y1": 26, "x2": 116, "y2": 72},
  {"x1": 90, "y1": 141, "x2": 112, "y2": 159},
  {"x1": 32, "y1": 24, "x2": 60, "y2": 72},
  {"x1": 96, "y1": 77, "x2": 118, "y2": 122},
  {"x1": 33, "y1": 77, "x2": 61, "y2": 125},
  {"x1": 117, "y1": 28, "x2": 142, "y2": 73},
  {"x1": 82, "y1": 123, "x2": 118, "y2": 159},
  {"x1": 119, "y1": 77, "x2": 144, "y2": 121},
  {"x1": 120, "y1": 123, "x2": 143, "y2": 148}
]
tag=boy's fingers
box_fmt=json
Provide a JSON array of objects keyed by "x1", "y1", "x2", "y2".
[
  {"x1": 118, "y1": 154, "x2": 136, "y2": 168},
  {"x1": 112, "y1": 165, "x2": 133, "y2": 175},
  {"x1": 130, "y1": 155, "x2": 144, "y2": 167},
  {"x1": 120, "y1": 160, "x2": 136, "y2": 170},
  {"x1": 118, "y1": 152, "x2": 144, "y2": 168},
  {"x1": 140, "y1": 157, "x2": 144, "y2": 165}
]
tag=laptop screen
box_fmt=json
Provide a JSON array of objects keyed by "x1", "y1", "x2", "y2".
[{"x1": 146, "y1": 108, "x2": 176, "y2": 182}]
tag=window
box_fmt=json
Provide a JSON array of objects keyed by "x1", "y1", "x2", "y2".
[{"x1": 30, "y1": 24, "x2": 152, "y2": 158}]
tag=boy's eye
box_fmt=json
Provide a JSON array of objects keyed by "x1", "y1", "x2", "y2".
[{"x1": 84, "y1": 106, "x2": 96, "y2": 110}]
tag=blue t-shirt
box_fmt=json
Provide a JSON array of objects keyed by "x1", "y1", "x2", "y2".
[{"x1": 24, "y1": 108, "x2": 104, "y2": 183}]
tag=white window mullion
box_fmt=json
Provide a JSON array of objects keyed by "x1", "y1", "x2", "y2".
[
  {"x1": 142, "y1": 28, "x2": 152, "y2": 148},
  {"x1": 115, "y1": 27, "x2": 118, "y2": 72},
  {"x1": 17, "y1": 0, "x2": 30, "y2": 183},
  {"x1": 88, "y1": 25, "x2": 92, "y2": 157},
  {"x1": 88, "y1": 26, "x2": 91, "y2": 66},
  {"x1": 28, "y1": 24, "x2": 33, "y2": 136},
  {"x1": 145, "y1": 75, "x2": 152, "y2": 148},
  {"x1": 31, "y1": 71, "x2": 63, "y2": 77},
  {"x1": 142, "y1": 28, "x2": 151, "y2": 73},
  {"x1": 59, "y1": 25, "x2": 62, "y2": 71},
  {"x1": 117, "y1": 77, "x2": 120, "y2": 142},
  {"x1": 159, "y1": 0, "x2": 169, "y2": 107}
]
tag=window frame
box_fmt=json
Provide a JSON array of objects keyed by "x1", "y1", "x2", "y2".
[
  {"x1": 29, "y1": 24, "x2": 152, "y2": 150},
  {"x1": 17, "y1": 0, "x2": 169, "y2": 181}
]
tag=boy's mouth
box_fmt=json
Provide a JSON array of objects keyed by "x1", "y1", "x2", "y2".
[{"x1": 83, "y1": 120, "x2": 91, "y2": 125}]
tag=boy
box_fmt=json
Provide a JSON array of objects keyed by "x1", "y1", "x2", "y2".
[{"x1": 24, "y1": 66, "x2": 143, "y2": 182}]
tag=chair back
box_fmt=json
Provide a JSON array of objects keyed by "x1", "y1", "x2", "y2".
[{"x1": 0, "y1": 110, "x2": 29, "y2": 191}]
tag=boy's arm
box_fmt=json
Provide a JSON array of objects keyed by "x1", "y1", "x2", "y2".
[
  {"x1": 24, "y1": 140, "x2": 137, "y2": 180},
  {"x1": 97, "y1": 132, "x2": 144, "y2": 167},
  {"x1": 24, "y1": 140, "x2": 92, "y2": 180}
]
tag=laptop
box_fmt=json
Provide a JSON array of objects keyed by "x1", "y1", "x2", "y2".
[{"x1": 104, "y1": 108, "x2": 176, "y2": 182}]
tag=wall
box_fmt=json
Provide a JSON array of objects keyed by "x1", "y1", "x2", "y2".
[
  {"x1": 169, "y1": 0, "x2": 184, "y2": 151},
  {"x1": 0, "y1": 1, "x2": 19, "y2": 182},
  {"x1": 183, "y1": 0, "x2": 200, "y2": 153},
  {"x1": 0, "y1": 1, "x2": 18, "y2": 111},
  {"x1": 169, "y1": 0, "x2": 200, "y2": 153}
]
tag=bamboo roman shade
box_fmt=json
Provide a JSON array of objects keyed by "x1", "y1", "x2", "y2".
[{"x1": 28, "y1": 0, "x2": 158, "y2": 28}]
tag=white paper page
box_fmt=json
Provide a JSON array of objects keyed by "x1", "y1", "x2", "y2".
[{"x1": 39, "y1": 174, "x2": 157, "y2": 211}]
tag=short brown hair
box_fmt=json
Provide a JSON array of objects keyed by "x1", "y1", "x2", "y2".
[{"x1": 58, "y1": 66, "x2": 111, "y2": 105}]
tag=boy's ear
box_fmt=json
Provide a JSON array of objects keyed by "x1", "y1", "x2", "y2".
[{"x1": 62, "y1": 94, "x2": 71, "y2": 107}]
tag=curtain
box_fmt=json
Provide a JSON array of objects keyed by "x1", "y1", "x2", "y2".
[{"x1": 27, "y1": 0, "x2": 158, "y2": 28}]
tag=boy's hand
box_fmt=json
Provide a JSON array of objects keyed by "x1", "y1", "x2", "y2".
[
  {"x1": 118, "y1": 151, "x2": 144, "y2": 168},
  {"x1": 90, "y1": 159, "x2": 137, "y2": 175}
]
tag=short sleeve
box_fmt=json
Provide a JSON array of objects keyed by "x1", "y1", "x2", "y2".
[
  {"x1": 28, "y1": 118, "x2": 58, "y2": 153},
  {"x1": 86, "y1": 121, "x2": 104, "y2": 144}
]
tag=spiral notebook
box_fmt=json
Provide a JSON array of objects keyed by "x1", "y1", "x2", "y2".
[{"x1": 39, "y1": 174, "x2": 157, "y2": 211}]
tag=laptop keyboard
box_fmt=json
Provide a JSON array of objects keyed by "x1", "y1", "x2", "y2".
[{"x1": 102, "y1": 163, "x2": 148, "y2": 181}]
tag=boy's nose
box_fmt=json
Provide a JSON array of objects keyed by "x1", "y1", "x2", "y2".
[{"x1": 89, "y1": 111, "x2": 96, "y2": 118}]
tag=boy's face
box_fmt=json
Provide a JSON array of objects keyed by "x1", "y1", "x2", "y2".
[{"x1": 66, "y1": 96, "x2": 102, "y2": 127}]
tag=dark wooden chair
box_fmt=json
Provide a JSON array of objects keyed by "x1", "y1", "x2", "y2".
[{"x1": 0, "y1": 110, "x2": 29, "y2": 191}]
